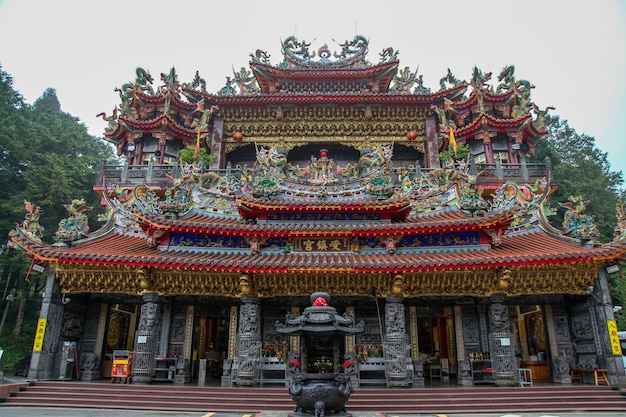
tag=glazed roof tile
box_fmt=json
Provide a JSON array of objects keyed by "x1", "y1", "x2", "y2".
[
  {"x1": 11, "y1": 227, "x2": 625, "y2": 273},
  {"x1": 133, "y1": 206, "x2": 512, "y2": 236}
]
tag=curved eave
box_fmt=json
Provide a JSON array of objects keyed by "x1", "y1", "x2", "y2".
[
  {"x1": 452, "y1": 113, "x2": 533, "y2": 137},
  {"x1": 250, "y1": 61, "x2": 399, "y2": 81},
  {"x1": 118, "y1": 204, "x2": 513, "y2": 237},
  {"x1": 197, "y1": 84, "x2": 468, "y2": 108},
  {"x1": 441, "y1": 89, "x2": 516, "y2": 112},
  {"x1": 12, "y1": 228, "x2": 622, "y2": 274},
  {"x1": 236, "y1": 199, "x2": 412, "y2": 219},
  {"x1": 118, "y1": 114, "x2": 198, "y2": 138},
  {"x1": 128, "y1": 91, "x2": 197, "y2": 111}
]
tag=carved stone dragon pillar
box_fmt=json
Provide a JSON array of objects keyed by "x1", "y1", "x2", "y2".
[
  {"x1": 384, "y1": 275, "x2": 410, "y2": 387},
  {"x1": 488, "y1": 299, "x2": 517, "y2": 386},
  {"x1": 132, "y1": 273, "x2": 161, "y2": 384},
  {"x1": 235, "y1": 274, "x2": 262, "y2": 386}
]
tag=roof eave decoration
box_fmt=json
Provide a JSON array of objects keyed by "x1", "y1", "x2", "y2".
[{"x1": 279, "y1": 35, "x2": 373, "y2": 69}]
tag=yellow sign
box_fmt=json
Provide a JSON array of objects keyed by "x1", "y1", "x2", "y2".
[
  {"x1": 32, "y1": 318, "x2": 47, "y2": 351},
  {"x1": 607, "y1": 320, "x2": 622, "y2": 355}
]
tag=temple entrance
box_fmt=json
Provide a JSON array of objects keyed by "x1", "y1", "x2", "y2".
[
  {"x1": 102, "y1": 304, "x2": 138, "y2": 378},
  {"x1": 191, "y1": 306, "x2": 230, "y2": 381},
  {"x1": 416, "y1": 314, "x2": 453, "y2": 381},
  {"x1": 513, "y1": 304, "x2": 550, "y2": 381}
]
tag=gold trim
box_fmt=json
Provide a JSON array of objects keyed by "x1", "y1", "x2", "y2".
[{"x1": 54, "y1": 264, "x2": 598, "y2": 298}]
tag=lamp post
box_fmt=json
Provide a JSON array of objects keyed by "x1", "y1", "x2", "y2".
[{"x1": 0, "y1": 293, "x2": 15, "y2": 337}]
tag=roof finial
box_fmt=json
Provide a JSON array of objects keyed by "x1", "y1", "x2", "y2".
[{"x1": 354, "y1": 21, "x2": 358, "y2": 37}]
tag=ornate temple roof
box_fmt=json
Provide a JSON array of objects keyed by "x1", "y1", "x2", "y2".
[{"x1": 9, "y1": 35, "x2": 626, "y2": 299}]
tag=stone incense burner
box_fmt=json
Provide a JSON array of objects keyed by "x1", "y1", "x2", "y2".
[{"x1": 276, "y1": 292, "x2": 364, "y2": 417}]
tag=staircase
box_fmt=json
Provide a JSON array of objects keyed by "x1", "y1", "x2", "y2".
[{"x1": 1, "y1": 381, "x2": 625, "y2": 414}]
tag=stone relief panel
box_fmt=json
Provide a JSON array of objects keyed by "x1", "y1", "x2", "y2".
[
  {"x1": 571, "y1": 313, "x2": 593, "y2": 341},
  {"x1": 170, "y1": 315, "x2": 186, "y2": 343},
  {"x1": 385, "y1": 302, "x2": 406, "y2": 338},
  {"x1": 462, "y1": 315, "x2": 480, "y2": 347}
]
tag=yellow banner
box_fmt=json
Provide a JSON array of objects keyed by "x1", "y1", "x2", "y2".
[
  {"x1": 607, "y1": 320, "x2": 622, "y2": 355},
  {"x1": 32, "y1": 318, "x2": 47, "y2": 351}
]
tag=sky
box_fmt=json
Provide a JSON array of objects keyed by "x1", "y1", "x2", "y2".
[{"x1": 0, "y1": 0, "x2": 625, "y2": 180}]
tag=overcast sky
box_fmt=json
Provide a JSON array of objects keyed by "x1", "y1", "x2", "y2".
[{"x1": 0, "y1": 0, "x2": 624, "y2": 180}]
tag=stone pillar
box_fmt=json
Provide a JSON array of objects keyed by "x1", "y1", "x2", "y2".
[
  {"x1": 545, "y1": 303, "x2": 572, "y2": 384},
  {"x1": 384, "y1": 275, "x2": 410, "y2": 387},
  {"x1": 488, "y1": 300, "x2": 517, "y2": 386},
  {"x1": 592, "y1": 271, "x2": 626, "y2": 387},
  {"x1": 210, "y1": 116, "x2": 224, "y2": 170},
  {"x1": 424, "y1": 115, "x2": 441, "y2": 169},
  {"x1": 455, "y1": 306, "x2": 473, "y2": 386},
  {"x1": 409, "y1": 306, "x2": 424, "y2": 387},
  {"x1": 235, "y1": 274, "x2": 261, "y2": 386},
  {"x1": 221, "y1": 306, "x2": 238, "y2": 386},
  {"x1": 80, "y1": 303, "x2": 105, "y2": 381},
  {"x1": 29, "y1": 268, "x2": 64, "y2": 380},
  {"x1": 132, "y1": 291, "x2": 161, "y2": 384}
]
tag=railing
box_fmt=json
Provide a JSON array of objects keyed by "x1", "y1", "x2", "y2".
[
  {"x1": 95, "y1": 159, "x2": 551, "y2": 188},
  {"x1": 470, "y1": 157, "x2": 552, "y2": 183}
]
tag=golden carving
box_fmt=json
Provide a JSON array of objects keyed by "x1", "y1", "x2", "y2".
[
  {"x1": 239, "y1": 274, "x2": 254, "y2": 296},
  {"x1": 222, "y1": 106, "x2": 427, "y2": 148},
  {"x1": 53, "y1": 263, "x2": 598, "y2": 298},
  {"x1": 138, "y1": 268, "x2": 153, "y2": 293},
  {"x1": 390, "y1": 275, "x2": 404, "y2": 296}
]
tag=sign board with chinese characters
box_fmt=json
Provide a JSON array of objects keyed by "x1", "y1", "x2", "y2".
[
  {"x1": 33, "y1": 318, "x2": 47, "y2": 351},
  {"x1": 607, "y1": 320, "x2": 622, "y2": 355}
]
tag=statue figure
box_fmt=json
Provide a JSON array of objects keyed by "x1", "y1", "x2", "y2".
[
  {"x1": 138, "y1": 302, "x2": 160, "y2": 331},
  {"x1": 55, "y1": 198, "x2": 92, "y2": 242},
  {"x1": 239, "y1": 274, "x2": 254, "y2": 296},
  {"x1": 96, "y1": 107, "x2": 119, "y2": 131},
  {"x1": 559, "y1": 195, "x2": 600, "y2": 240},
  {"x1": 21, "y1": 200, "x2": 44, "y2": 242},
  {"x1": 390, "y1": 275, "x2": 403, "y2": 296},
  {"x1": 488, "y1": 302, "x2": 509, "y2": 333}
]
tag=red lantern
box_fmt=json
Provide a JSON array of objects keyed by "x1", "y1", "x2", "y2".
[
  {"x1": 232, "y1": 131, "x2": 243, "y2": 142},
  {"x1": 410, "y1": 131, "x2": 418, "y2": 140}
]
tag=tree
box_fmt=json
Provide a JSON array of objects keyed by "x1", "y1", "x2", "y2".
[
  {"x1": 0, "y1": 69, "x2": 116, "y2": 363},
  {"x1": 33, "y1": 87, "x2": 61, "y2": 113},
  {"x1": 531, "y1": 116, "x2": 626, "y2": 329},
  {"x1": 8, "y1": 88, "x2": 116, "y2": 241},
  {"x1": 0, "y1": 67, "x2": 35, "y2": 240},
  {"x1": 531, "y1": 115, "x2": 624, "y2": 242}
]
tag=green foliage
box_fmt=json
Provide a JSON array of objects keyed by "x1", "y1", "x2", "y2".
[
  {"x1": 0, "y1": 67, "x2": 35, "y2": 240},
  {"x1": 0, "y1": 78, "x2": 116, "y2": 241},
  {"x1": 33, "y1": 88, "x2": 61, "y2": 113},
  {"x1": 608, "y1": 266, "x2": 626, "y2": 330},
  {"x1": 0, "y1": 67, "x2": 116, "y2": 359},
  {"x1": 0, "y1": 248, "x2": 38, "y2": 367},
  {"x1": 438, "y1": 143, "x2": 470, "y2": 162},
  {"x1": 178, "y1": 145, "x2": 214, "y2": 166},
  {"x1": 530, "y1": 115, "x2": 624, "y2": 242}
]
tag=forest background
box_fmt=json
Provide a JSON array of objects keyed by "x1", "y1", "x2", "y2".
[{"x1": 0, "y1": 65, "x2": 624, "y2": 369}]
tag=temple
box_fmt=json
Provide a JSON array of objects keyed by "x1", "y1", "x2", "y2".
[{"x1": 9, "y1": 35, "x2": 626, "y2": 388}]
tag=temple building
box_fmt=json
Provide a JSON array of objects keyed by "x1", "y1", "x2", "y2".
[{"x1": 9, "y1": 35, "x2": 626, "y2": 388}]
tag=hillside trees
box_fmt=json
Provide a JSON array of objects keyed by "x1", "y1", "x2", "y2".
[
  {"x1": 0, "y1": 67, "x2": 115, "y2": 362},
  {"x1": 531, "y1": 115, "x2": 623, "y2": 241},
  {"x1": 530, "y1": 115, "x2": 625, "y2": 328}
]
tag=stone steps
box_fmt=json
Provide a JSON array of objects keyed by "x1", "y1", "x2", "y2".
[{"x1": 1, "y1": 381, "x2": 625, "y2": 413}]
